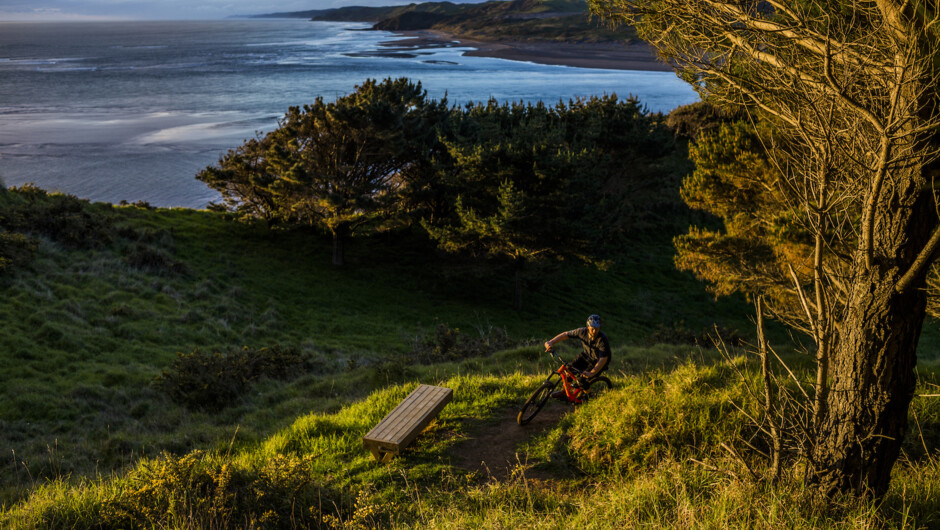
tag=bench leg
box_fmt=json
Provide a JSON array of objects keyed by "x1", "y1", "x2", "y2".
[{"x1": 370, "y1": 447, "x2": 394, "y2": 463}]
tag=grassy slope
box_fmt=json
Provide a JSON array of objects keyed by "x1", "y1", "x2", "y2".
[
  {"x1": 5, "y1": 345, "x2": 939, "y2": 528},
  {"x1": 1, "y1": 190, "x2": 938, "y2": 526},
  {"x1": 0, "y1": 195, "x2": 747, "y2": 505}
]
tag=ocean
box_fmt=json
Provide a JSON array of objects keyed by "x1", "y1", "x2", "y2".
[{"x1": 0, "y1": 19, "x2": 698, "y2": 208}]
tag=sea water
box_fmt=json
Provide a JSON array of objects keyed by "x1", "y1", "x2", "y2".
[{"x1": 0, "y1": 19, "x2": 698, "y2": 208}]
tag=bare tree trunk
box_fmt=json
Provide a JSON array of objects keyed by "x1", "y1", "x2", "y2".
[
  {"x1": 756, "y1": 296, "x2": 782, "y2": 481},
  {"x1": 811, "y1": 184, "x2": 936, "y2": 497},
  {"x1": 332, "y1": 230, "x2": 345, "y2": 266},
  {"x1": 812, "y1": 166, "x2": 831, "y2": 430}
]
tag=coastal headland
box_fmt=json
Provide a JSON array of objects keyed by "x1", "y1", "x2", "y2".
[
  {"x1": 378, "y1": 30, "x2": 672, "y2": 72},
  {"x1": 256, "y1": 0, "x2": 674, "y2": 72}
]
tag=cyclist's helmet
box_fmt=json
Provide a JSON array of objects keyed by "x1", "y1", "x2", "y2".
[{"x1": 586, "y1": 314, "x2": 602, "y2": 328}]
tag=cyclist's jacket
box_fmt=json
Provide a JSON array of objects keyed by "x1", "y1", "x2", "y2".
[{"x1": 566, "y1": 327, "x2": 611, "y2": 375}]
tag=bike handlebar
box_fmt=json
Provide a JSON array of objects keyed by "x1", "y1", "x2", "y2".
[{"x1": 545, "y1": 348, "x2": 583, "y2": 374}]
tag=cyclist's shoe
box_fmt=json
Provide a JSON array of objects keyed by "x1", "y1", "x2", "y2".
[{"x1": 551, "y1": 390, "x2": 567, "y2": 401}]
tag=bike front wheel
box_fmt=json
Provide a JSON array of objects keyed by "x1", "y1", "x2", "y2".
[{"x1": 517, "y1": 382, "x2": 555, "y2": 425}]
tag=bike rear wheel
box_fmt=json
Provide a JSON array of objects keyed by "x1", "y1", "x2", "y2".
[
  {"x1": 517, "y1": 382, "x2": 555, "y2": 425},
  {"x1": 581, "y1": 376, "x2": 612, "y2": 401}
]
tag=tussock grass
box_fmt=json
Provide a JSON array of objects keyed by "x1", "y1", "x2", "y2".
[
  {"x1": 2, "y1": 188, "x2": 938, "y2": 526},
  {"x1": 4, "y1": 346, "x2": 938, "y2": 528},
  {"x1": 0, "y1": 188, "x2": 755, "y2": 506}
]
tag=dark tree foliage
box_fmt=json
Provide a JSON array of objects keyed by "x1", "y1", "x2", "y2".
[
  {"x1": 675, "y1": 119, "x2": 825, "y2": 329},
  {"x1": 423, "y1": 95, "x2": 676, "y2": 309},
  {"x1": 198, "y1": 78, "x2": 447, "y2": 266},
  {"x1": 197, "y1": 80, "x2": 683, "y2": 305}
]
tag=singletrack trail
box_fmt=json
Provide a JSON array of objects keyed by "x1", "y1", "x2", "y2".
[{"x1": 451, "y1": 402, "x2": 570, "y2": 481}]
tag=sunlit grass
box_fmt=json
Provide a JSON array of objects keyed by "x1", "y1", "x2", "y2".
[
  {"x1": 5, "y1": 346, "x2": 936, "y2": 528},
  {"x1": 2, "y1": 189, "x2": 938, "y2": 527}
]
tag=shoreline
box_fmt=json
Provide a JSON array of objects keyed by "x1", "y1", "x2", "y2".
[{"x1": 377, "y1": 29, "x2": 674, "y2": 72}]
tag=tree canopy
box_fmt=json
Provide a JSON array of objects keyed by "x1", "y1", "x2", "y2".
[
  {"x1": 198, "y1": 78, "x2": 444, "y2": 265},
  {"x1": 422, "y1": 95, "x2": 677, "y2": 309},
  {"x1": 590, "y1": 0, "x2": 940, "y2": 496},
  {"x1": 198, "y1": 83, "x2": 682, "y2": 313}
]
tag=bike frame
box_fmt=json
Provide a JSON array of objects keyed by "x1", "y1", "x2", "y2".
[{"x1": 546, "y1": 349, "x2": 588, "y2": 404}]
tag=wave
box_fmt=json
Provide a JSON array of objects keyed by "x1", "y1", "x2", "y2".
[
  {"x1": 0, "y1": 57, "x2": 90, "y2": 66},
  {"x1": 109, "y1": 45, "x2": 169, "y2": 50},
  {"x1": 130, "y1": 116, "x2": 277, "y2": 146},
  {"x1": 123, "y1": 62, "x2": 215, "y2": 70},
  {"x1": 244, "y1": 24, "x2": 374, "y2": 49}
]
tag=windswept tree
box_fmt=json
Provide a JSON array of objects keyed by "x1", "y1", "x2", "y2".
[
  {"x1": 424, "y1": 96, "x2": 679, "y2": 309},
  {"x1": 425, "y1": 179, "x2": 555, "y2": 310},
  {"x1": 591, "y1": 0, "x2": 940, "y2": 496},
  {"x1": 198, "y1": 78, "x2": 444, "y2": 265},
  {"x1": 424, "y1": 100, "x2": 594, "y2": 310}
]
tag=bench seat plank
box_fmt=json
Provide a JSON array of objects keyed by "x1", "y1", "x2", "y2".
[{"x1": 363, "y1": 384, "x2": 453, "y2": 462}]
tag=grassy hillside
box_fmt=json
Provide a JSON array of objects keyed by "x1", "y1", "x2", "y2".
[
  {"x1": 1, "y1": 180, "x2": 938, "y2": 525},
  {"x1": 0, "y1": 184, "x2": 748, "y2": 508},
  {"x1": 4, "y1": 344, "x2": 939, "y2": 528}
]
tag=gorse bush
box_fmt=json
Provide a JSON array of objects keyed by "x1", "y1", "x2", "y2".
[
  {"x1": 31, "y1": 451, "x2": 339, "y2": 529},
  {"x1": 0, "y1": 185, "x2": 113, "y2": 249},
  {"x1": 0, "y1": 230, "x2": 36, "y2": 273},
  {"x1": 0, "y1": 185, "x2": 114, "y2": 275},
  {"x1": 155, "y1": 346, "x2": 308, "y2": 411},
  {"x1": 411, "y1": 320, "x2": 516, "y2": 363}
]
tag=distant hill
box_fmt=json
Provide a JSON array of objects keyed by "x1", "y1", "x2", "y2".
[{"x1": 255, "y1": 0, "x2": 636, "y2": 43}]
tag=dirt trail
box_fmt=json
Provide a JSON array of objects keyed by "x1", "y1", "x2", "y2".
[{"x1": 450, "y1": 402, "x2": 571, "y2": 481}]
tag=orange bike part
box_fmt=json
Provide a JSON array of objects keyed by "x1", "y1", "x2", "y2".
[{"x1": 555, "y1": 365, "x2": 585, "y2": 404}]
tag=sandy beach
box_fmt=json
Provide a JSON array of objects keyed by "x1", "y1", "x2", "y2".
[{"x1": 379, "y1": 30, "x2": 673, "y2": 72}]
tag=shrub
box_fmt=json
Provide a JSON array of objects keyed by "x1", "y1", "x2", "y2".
[
  {"x1": 155, "y1": 346, "x2": 308, "y2": 411},
  {"x1": 0, "y1": 230, "x2": 37, "y2": 273},
  {"x1": 123, "y1": 242, "x2": 188, "y2": 275},
  {"x1": 1, "y1": 185, "x2": 113, "y2": 248},
  {"x1": 411, "y1": 320, "x2": 516, "y2": 363},
  {"x1": 90, "y1": 451, "x2": 338, "y2": 529}
]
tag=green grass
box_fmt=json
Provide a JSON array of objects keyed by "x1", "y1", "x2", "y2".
[
  {"x1": 0, "y1": 194, "x2": 750, "y2": 504},
  {"x1": 1, "y1": 189, "x2": 938, "y2": 527},
  {"x1": 3, "y1": 345, "x2": 938, "y2": 528}
]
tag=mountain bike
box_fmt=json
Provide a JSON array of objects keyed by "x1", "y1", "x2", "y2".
[{"x1": 516, "y1": 348, "x2": 612, "y2": 425}]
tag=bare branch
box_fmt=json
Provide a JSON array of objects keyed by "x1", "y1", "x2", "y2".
[
  {"x1": 874, "y1": 0, "x2": 914, "y2": 41},
  {"x1": 861, "y1": 136, "x2": 893, "y2": 270},
  {"x1": 896, "y1": 224, "x2": 940, "y2": 293},
  {"x1": 788, "y1": 263, "x2": 819, "y2": 340}
]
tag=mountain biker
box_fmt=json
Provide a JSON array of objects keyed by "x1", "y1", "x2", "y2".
[{"x1": 544, "y1": 314, "x2": 611, "y2": 399}]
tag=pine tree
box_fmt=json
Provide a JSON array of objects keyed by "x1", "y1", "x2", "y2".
[{"x1": 197, "y1": 78, "x2": 443, "y2": 265}]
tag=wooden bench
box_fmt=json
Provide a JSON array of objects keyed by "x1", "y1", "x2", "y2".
[{"x1": 363, "y1": 384, "x2": 453, "y2": 463}]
